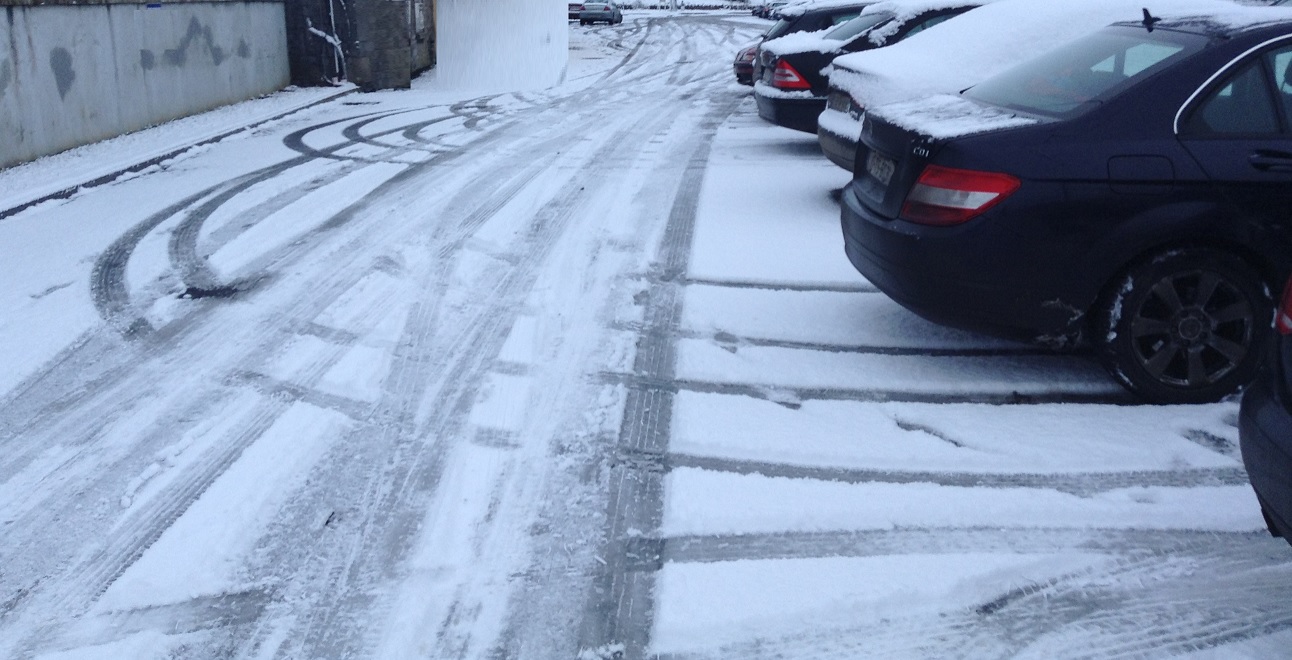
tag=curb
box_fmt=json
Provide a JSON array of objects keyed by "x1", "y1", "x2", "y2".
[{"x1": 0, "y1": 86, "x2": 358, "y2": 222}]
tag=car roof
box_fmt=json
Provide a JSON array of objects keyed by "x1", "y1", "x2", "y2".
[
  {"x1": 829, "y1": 0, "x2": 1253, "y2": 109},
  {"x1": 1111, "y1": 5, "x2": 1292, "y2": 37},
  {"x1": 777, "y1": 0, "x2": 878, "y2": 19},
  {"x1": 762, "y1": 0, "x2": 981, "y2": 57}
]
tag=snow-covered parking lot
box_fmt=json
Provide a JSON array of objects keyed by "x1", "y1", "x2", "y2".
[
  {"x1": 643, "y1": 105, "x2": 1292, "y2": 660},
  {"x1": 1, "y1": 11, "x2": 1291, "y2": 660}
]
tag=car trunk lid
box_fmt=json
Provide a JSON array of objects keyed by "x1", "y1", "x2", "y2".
[{"x1": 852, "y1": 114, "x2": 937, "y2": 221}]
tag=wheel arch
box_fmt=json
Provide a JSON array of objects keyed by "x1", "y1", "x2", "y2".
[{"x1": 1085, "y1": 236, "x2": 1281, "y2": 339}]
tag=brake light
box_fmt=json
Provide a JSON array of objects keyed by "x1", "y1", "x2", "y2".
[
  {"x1": 772, "y1": 60, "x2": 812, "y2": 90},
  {"x1": 737, "y1": 46, "x2": 757, "y2": 64},
  {"x1": 1277, "y1": 276, "x2": 1292, "y2": 335},
  {"x1": 899, "y1": 164, "x2": 1020, "y2": 226}
]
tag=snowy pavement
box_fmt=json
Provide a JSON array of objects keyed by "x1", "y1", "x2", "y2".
[{"x1": 1, "y1": 11, "x2": 1291, "y2": 660}]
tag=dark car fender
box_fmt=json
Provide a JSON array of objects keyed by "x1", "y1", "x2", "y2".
[{"x1": 1070, "y1": 195, "x2": 1291, "y2": 323}]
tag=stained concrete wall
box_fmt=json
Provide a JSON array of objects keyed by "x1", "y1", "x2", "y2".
[{"x1": 1, "y1": 2, "x2": 289, "y2": 169}]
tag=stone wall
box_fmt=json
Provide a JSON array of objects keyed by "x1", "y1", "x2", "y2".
[{"x1": 1, "y1": 2, "x2": 289, "y2": 168}]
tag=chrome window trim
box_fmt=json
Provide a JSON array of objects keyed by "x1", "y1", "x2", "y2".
[{"x1": 1175, "y1": 34, "x2": 1292, "y2": 135}]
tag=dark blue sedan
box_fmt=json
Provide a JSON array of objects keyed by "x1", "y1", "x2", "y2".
[
  {"x1": 841, "y1": 9, "x2": 1292, "y2": 403},
  {"x1": 1241, "y1": 277, "x2": 1292, "y2": 544}
]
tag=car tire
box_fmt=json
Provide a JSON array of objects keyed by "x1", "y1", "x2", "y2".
[
  {"x1": 1096, "y1": 248, "x2": 1272, "y2": 404},
  {"x1": 580, "y1": 19, "x2": 587, "y2": 25}
]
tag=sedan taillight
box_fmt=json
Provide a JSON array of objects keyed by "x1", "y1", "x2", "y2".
[
  {"x1": 900, "y1": 164, "x2": 1020, "y2": 226},
  {"x1": 1277, "y1": 275, "x2": 1292, "y2": 335},
  {"x1": 772, "y1": 60, "x2": 811, "y2": 90}
]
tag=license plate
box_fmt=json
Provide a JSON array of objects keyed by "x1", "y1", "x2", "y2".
[
  {"x1": 827, "y1": 91, "x2": 851, "y2": 113},
  {"x1": 866, "y1": 151, "x2": 895, "y2": 187}
]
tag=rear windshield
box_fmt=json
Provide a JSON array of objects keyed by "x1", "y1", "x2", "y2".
[
  {"x1": 824, "y1": 11, "x2": 894, "y2": 41},
  {"x1": 964, "y1": 26, "x2": 1207, "y2": 119}
]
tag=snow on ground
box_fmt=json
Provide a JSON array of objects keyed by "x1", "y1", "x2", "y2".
[
  {"x1": 2, "y1": 9, "x2": 1291, "y2": 660},
  {"x1": 646, "y1": 90, "x2": 1290, "y2": 658}
]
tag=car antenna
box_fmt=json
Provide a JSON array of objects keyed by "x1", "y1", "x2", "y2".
[{"x1": 1141, "y1": 8, "x2": 1161, "y2": 32}]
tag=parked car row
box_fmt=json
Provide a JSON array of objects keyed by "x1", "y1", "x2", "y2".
[
  {"x1": 734, "y1": 0, "x2": 878, "y2": 85},
  {"x1": 730, "y1": 0, "x2": 1292, "y2": 542}
]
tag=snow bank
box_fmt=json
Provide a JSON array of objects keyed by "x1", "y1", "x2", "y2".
[{"x1": 434, "y1": 0, "x2": 568, "y2": 92}]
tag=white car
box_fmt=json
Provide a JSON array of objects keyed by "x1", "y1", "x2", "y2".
[{"x1": 818, "y1": 0, "x2": 1243, "y2": 170}]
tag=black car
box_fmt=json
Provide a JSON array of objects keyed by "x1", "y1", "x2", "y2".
[
  {"x1": 733, "y1": 0, "x2": 875, "y2": 86},
  {"x1": 1241, "y1": 275, "x2": 1292, "y2": 545},
  {"x1": 840, "y1": 12, "x2": 1292, "y2": 403},
  {"x1": 754, "y1": 3, "x2": 976, "y2": 133}
]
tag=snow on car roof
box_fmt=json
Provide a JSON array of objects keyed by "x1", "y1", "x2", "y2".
[
  {"x1": 760, "y1": 14, "x2": 888, "y2": 57},
  {"x1": 776, "y1": 0, "x2": 877, "y2": 19},
  {"x1": 829, "y1": 0, "x2": 1254, "y2": 113},
  {"x1": 860, "y1": 0, "x2": 1003, "y2": 45},
  {"x1": 1123, "y1": 4, "x2": 1292, "y2": 33},
  {"x1": 761, "y1": 0, "x2": 983, "y2": 58}
]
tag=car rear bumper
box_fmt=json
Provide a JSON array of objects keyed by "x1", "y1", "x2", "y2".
[
  {"x1": 818, "y1": 119, "x2": 857, "y2": 172},
  {"x1": 840, "y1": 183, "x2": 1083, "y2": 345},
  {"x1": 580, "y1": 11, "x2": 615, "y2": 21},
  {"x1": 754, "y1": 91, "x2": 825, "y2": 134},
  {"x1": 1240, "y1": 355, "x2": 1292, "y2": 543},
  {"x1": 734, "y1": 63, "x2": 753, "y2": 85}
]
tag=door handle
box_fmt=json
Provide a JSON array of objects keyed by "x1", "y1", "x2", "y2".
[{"x1": 1249, "y1": 150, "x2": 1292, "y2": 172}]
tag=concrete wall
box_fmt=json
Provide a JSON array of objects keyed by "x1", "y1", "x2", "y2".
[
  {"x1": 434, "y1": 0, "x2": 567, "y2": 92},
  {"x1": 1, "y1": 2, "x2": 290, "y2": 169}
]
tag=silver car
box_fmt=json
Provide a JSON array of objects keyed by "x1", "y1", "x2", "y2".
[{"x1": 580, "y1": 1, "x2": 623, "y2": 25}]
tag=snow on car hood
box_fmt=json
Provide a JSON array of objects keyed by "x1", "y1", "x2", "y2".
[
  {"x1": 831, "y1": 0, "x2": 1250, "y2": 112},
  {"x1": 867, "y1": 93, "x2": 1036, "y2": 139}
]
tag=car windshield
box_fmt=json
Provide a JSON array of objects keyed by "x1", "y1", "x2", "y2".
[
  {"x1": 824, "y1": 11, "x2": 894, "y2": 41},
  {"x1": 964, "y1": 26, "x2": 1207, "y2": 119},
  {"x1": 765, "y1": 18, "x2": 793, "y2": 40}
]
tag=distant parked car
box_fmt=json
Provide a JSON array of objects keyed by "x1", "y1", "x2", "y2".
[
  {"x1": 818, "y1": 0, "x2": 1237, "y2": 171},
  {"x1": 756, "y1": 1, "x2": 790, "y2": 18},
  {"x1": 1241, "y1": 275, "x2": 1292, "y2": 546},
  {"x1": 841, "y1": 9, "x2": 1292, "y2": 403},
  {"x1": 754, "y1": 0, "x2": 981, "y2": 133},
  {"x1": 733, "y1": 0, "x2": 877, "y2": 86},
  {"x1": 570, "y1": 2, "x2": 584, "y2": 19},
  {"x1": 734, "y1": 41, "x2": 759, "y2": 84},
  {"x1": 580, "y1": 1, "x2": 623, "y2": 24}
]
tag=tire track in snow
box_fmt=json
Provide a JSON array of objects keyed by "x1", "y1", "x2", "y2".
[
  {"x1": 226, "y1": 81, "x2": 720, "y2": 660},
  {"x1": 664, "y1": 455, "x2": 1248, "y2": 496},
  {"x1": 600, "y1": 372, "x2": 1140, "y2": 405},
  {"x1": 0, "y1": 15, "x2": 767, "y2": 657},
  {"x1": 663, "y1": 528, "x2": 1276, "y2": 565},
  {"x1": 576, "y1": 93, "x2": 743, "y2": 660},
  {"x1": 653, "y1": 537, "x2": 1292, "y2": 660}
]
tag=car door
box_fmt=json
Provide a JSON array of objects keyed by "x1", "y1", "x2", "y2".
[{"x1": 1179, "y1": 41, "x2": 1292, "y2": 252}]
